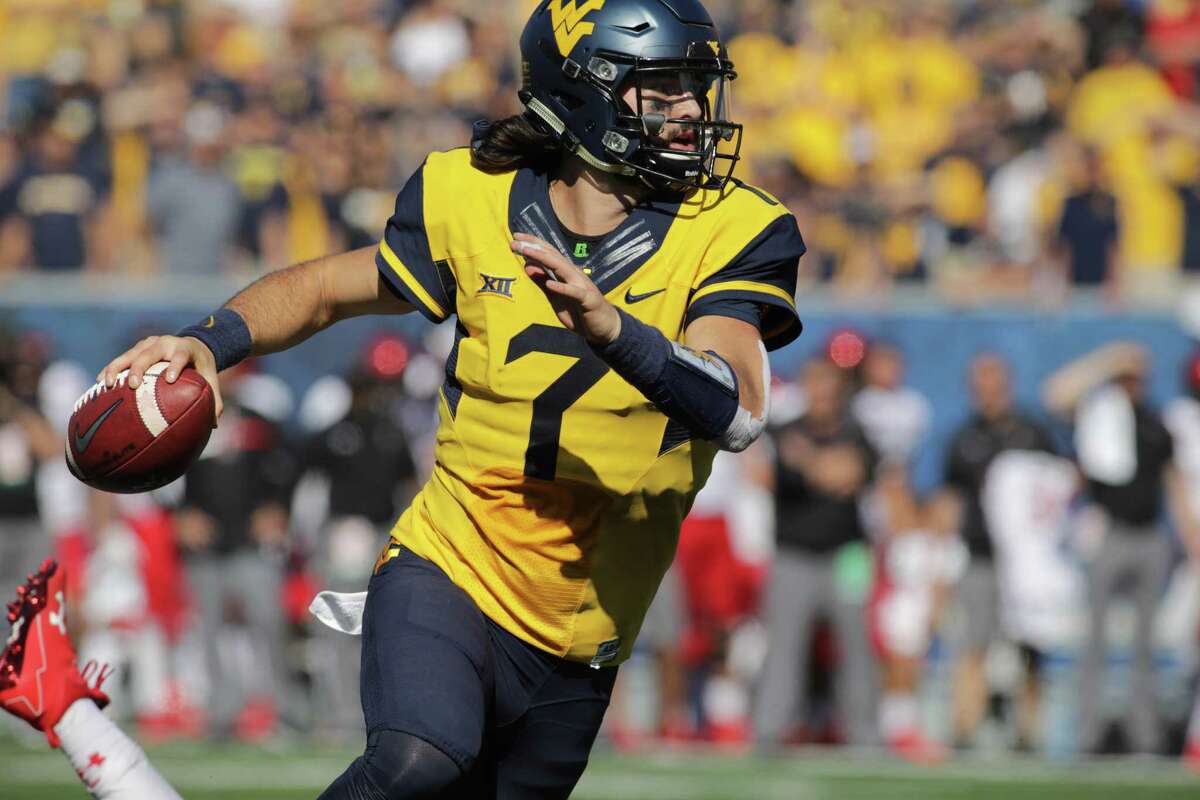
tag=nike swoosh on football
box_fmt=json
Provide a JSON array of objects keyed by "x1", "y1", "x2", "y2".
[
  {"x1": 73, "y1": 398, "x2": 123, "y2": 454},
  {"x1": 624, "y1": 288, "x2": 666, "y2": 304}
]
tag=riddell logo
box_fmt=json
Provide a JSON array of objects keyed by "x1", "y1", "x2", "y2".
[{"x1": 550, "y1": 0, "x2": 606, "y2": 57}]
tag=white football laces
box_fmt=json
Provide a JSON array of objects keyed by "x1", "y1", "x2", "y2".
[{"x1": 73, "y1": 370, "x2": 130, "y2": 413}]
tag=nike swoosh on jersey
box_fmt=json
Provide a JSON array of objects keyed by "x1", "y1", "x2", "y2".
[
  {"x1": 624, "y1": 288, "x2": 665, "y2": 304},
  {"x1": 73, "y1": 398, "x2": 123, "y2": 454}
]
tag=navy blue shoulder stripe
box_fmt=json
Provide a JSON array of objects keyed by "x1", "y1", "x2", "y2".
[
  {"x1": 442, "y1": 323, "x2": 467, "y2": 419},
  {"x1": 698, "y1": 214, "x2": 806, "y2": 290}
]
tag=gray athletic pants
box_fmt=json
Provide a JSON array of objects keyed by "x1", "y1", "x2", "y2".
[
  {"x1": 752, "y1": 546, "x2": 878, "y2": 747},
  {"x1": 0, "y1": 516, "x2": 45, "y2": 593},
  {"x1": 188, "y1": 550, "x2": 295, "y2": 733},
  {"x1": 1076, "y1": 521, "x2": 1172, "y2": 754}
]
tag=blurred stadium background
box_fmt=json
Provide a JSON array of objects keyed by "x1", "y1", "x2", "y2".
[{"x1": 6, "y1": 0, "x2": 1200, "y2": 797}]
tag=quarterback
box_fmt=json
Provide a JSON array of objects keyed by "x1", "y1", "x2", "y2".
[{"x1": 2, "y1": 1, "x2": 804, "y2": 797}]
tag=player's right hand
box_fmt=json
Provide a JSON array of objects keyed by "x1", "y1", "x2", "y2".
[
  {"x1": 512, "y1": 233, "x2": 622, "y2": 345},
  {"x1": 97, "y1": 335, "x2": 224, "y2": 421}
]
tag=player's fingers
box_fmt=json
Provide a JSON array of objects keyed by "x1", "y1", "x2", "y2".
[
  {"x1": 513, "y1": 232, "x2": 554, "y2": 248},
  {"x1": 164, "y1": 349, "x2": 191, "y2": 384},
  {"x1": 525, "y1": 264, "x2": 551, "y2": 282},
  {"x1": 517, "y1": 248, "x2": 582, "y2": 286},
  {"x1": 98, "y1": 345, "x2": 141, "y2": 387},
  {"x1": 127, "y1": 342, "x2": 167, "y2": 389},
  {"x1": 524, "y1": 264, "x2": 580, "y2": 300},
  {"x1": 101, "y1": 348, "x2": 146, "y2": 387},
  {"x1": 511, "y1": 232, "x2": 571, "y2": 271},
  {"x1": 97, "y1": 360, "x2": 117, "y2": 388},
  {"x1": 511, "y1": 236, "x2": 558, "y2": 264},
  {"x1": 511, "y1": 235, "x2": 581, "y2": 283},
  {"x1": 542, "y1": 280, "x2": 589, "y2": 303}
]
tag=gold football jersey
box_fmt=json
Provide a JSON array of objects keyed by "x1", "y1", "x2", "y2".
[{"x1": 375, "y1": 148, "x2": 803, "y2": 665}]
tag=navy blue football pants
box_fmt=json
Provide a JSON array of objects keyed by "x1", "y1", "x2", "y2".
[{"x1": 317, "y1": 547, "x2": 618, "y2": 800}]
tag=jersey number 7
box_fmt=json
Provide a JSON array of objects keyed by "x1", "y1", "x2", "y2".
[{"x1": 505, "y1": 324, "x2": 609, "y2": 481}]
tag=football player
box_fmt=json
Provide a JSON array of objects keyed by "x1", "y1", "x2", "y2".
[{"x1": 95, "y1": 1, "x2": 804, "y2": 797}]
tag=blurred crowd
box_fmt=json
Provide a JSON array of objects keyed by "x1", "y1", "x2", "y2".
[
  {"x1": 4, "y1": 0, "x2": 1200, "y2": 302},
  {"x1": 617, "y1": 332, "x2": 1200, "y2": 767},
  {"x1": 5, "y1": 317, "x2": 1200, "y2": 769},
  {"x1": 0, "y1": 319, "x2": 448, "y2": 741}
]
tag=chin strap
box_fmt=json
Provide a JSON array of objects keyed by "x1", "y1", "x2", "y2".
[{"x1": 525, "y1": 96, "x2": 636, "y2": 177}]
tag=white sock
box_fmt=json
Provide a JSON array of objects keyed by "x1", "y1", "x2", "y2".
[
  {"x1": 1189, "y1": 692, "x2": 1200, "y2": 743},
  {"x1": 879, "y1": 692, "x2": 919, "y2": 740},
  {"x1": 52, "y1": 699, "x2": 181, "y2": 800}
]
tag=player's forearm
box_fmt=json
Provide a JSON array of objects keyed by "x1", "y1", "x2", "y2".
[
  {"x1": 224, "y1": 259, "x2": 331, "y2": 355},
  {"x1": 685, "y1": 315, "x2": 766, "y2": 417},
  {"x1": 1041, "y1": 342, "x2": 1144, "y2": 415},
  {"x1": 225, "y1": 246, "x2": 390, "y2": 355}
]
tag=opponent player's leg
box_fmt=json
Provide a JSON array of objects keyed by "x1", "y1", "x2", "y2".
[
  {"x1": 0, "y1": 560, "x2": 181, "y2": 800},
  {"x1": 317, "y1": 547, "x2": 489, "y2": 800}
]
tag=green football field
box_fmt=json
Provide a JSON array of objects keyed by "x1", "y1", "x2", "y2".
[{"x1": 3, "y1": 738, "x2": 1200, "y2": 799}]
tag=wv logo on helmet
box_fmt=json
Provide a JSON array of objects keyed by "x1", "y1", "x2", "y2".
[{"x1": 550, "y1": 0, "x2": 607, "y2": 57}]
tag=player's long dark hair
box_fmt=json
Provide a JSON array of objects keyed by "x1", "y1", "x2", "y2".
[{"x1": 470, "y1": 113, "x2": 562, "y2": 174}]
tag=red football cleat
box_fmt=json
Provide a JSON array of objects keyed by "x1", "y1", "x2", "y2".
[
  {"x1": 887, "y1": 729, "x2": 948, "y2": 766},
  {"x1": 0, "y1": 560, "x2": 111, "y2": 748},
  {"x1": 1184, "y1": 739, "x2": 1200, "y2": 774}
]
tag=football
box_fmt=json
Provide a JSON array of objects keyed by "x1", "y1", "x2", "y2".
[{"x1": 65, "y1": 362, "x2": 215, "y2": 494}]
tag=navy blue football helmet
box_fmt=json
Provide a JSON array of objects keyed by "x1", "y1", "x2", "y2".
[{"x1": 519, "y1": 0, "x2": 742, "y2": 192}]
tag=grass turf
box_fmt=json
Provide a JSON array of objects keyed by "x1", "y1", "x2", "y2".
[{"x1": 1, "y1": 737, "x2": 1198, "y2": 799}]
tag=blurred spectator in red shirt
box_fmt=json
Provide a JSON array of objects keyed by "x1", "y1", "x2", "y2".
[{"x1": 1147, "y1": 0, "x2": 1200, "y2": 98}]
